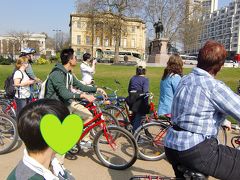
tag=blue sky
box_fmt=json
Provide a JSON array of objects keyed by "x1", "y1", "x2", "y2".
[
  {"x1": 0, "y1": 0, "x2": 75, "y2": 37},
  {"x1": 0, "y1": 0, "x2": 232, "y2": 38}
]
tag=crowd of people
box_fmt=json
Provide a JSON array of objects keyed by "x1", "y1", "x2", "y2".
[{"x1": 5, "y1": 40, "x2": 240, "y2": 179}]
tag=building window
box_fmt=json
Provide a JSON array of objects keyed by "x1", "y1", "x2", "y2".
[
  {"x1": 104, "y1": 38, "x2": 109, "y2": 47},
  {"x1": 123, "y1": 38, "x2": 127, "y2": 48},
  {"x1": 77, "y1": 35, "x2": 81, "y2": 45},
  {"x1": 131, "y1": 26, "x2": 135, "y2": 33},
  {"x1": 77, "y1": 21, "x2": 81, "y2": 29},
  {"x1": 96, "y1": 37, "x2": 100, "y2": 46},
  {"x1": 131, "y1": 39, "x2": 135, "y2": 48},
  {"x1": 86, "y1": 36, "x2": 90, "y2": 45}
]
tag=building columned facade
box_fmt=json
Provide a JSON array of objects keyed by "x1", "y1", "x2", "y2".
[
  {"x1": 69, "y1": 13, "x2": 146, "y2": 60},
  {"x1": 0, "y1": 33, "x2": 47, "y2": 57}
]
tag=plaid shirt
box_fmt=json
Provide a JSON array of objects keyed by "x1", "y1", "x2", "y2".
[{"x1": 165, "y1": 67, "x2": 240, "y2": 151}]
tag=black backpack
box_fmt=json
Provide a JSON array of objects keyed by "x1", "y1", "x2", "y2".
[{"x1": 4, "y1": 70, "x2": 23, "y2": 98}]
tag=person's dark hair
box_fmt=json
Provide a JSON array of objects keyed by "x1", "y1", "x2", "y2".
[
  {"x1": 17, "y1": 99, "x2": 70, "y2": 153},
  {"x1": 162, "y1": 54, "x2": 183, "y2": 80},
  {"x1": 83, "y1": 53, "x2": 91, "y2": 61},
  {"x1": 60, "y1": 48, "x2": 74, "y2": 65},
  {"x1": 197, "y1": 40, "x2": 227, "y2": 75},
  {"x1": 136, "y1": 66, "x2": 146, "y2": 75}
]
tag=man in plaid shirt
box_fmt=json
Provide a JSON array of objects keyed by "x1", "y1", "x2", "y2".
[{"x1": 164, "y1": 40, "x2": 240, "y2": 180}]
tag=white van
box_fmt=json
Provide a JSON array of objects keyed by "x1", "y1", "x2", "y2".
[
  {"x1": 98, "y1": 50, "x2": 142, "y2": 64},
  {"x1": 119, "y1": 51, "x2": 141, "y2": 64},
  {"x1": 180, "y1": 55, "x2": 198, "y2": 65}
]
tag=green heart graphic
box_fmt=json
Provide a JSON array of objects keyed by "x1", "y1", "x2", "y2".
[{"x1": 40, "y1": 114, "x2": 83, "y2": 155}]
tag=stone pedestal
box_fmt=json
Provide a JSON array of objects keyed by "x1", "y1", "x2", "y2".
[{"x1": 148, "y1": 38, "x2": 169, "y2": 67}]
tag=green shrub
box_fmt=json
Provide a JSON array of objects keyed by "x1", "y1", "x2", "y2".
[
  {"x1": 35, "y1": 57, "x2": 50, "y2": 65},
  {"x1": 0, "y1": 56, "x2": 13, "y2": 65},
  {"x1": 40, "y1": 54, "x2": 47, "y2": 59}
]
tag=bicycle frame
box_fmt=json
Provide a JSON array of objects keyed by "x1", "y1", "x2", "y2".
[
  {"x1": 0, "y1": 83, "x2": 40, "y2": 116},
  {"x1": 77, "y1": 111, "x2": 117, "y2": 150}
]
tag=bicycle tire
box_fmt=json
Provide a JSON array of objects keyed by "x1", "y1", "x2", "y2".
[
  {"x1": 0, "y1": 100, "x2": 16, "y2": 119},
  {"x1": 104, "y1": 105, "x2": 129, "y2": 127},
  {"x1": 134, "y1": 121, "x2": 169, "y2": 161},
  {"x1": 93, "y1": 126, "x2": 137, "y2": 170},
  {"x1": 0, "y1": 113, "x2": 18, "y2": 154},
  {"x1": 90, "y1": 111, "x2": 119, "y2": 138},
  {"x1": 217, "y1": 126, "x2": 227, "y2": 145}
]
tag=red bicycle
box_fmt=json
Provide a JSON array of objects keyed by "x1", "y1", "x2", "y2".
[
  {"x1": 0, "y1": 83, "x2": 40, "y2": 119},
  {"x1": 68, "y1": 101, "x2": 138, "y2": 170}
]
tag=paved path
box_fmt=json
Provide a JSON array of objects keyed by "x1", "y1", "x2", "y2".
[{"x1": 1, "y1": 130, "x2": 236, "y2": 180}]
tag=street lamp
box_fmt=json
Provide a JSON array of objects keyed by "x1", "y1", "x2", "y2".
[{"x1": 52, "y1": 29, "x2": 61, "y2": 53}]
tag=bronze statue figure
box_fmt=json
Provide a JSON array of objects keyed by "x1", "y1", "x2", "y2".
[{"x1": 154, "y1": 19, "x2": 164, "y2": 39}]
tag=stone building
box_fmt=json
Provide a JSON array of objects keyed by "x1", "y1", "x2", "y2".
[
  {"x1": 0, "y1": 33, "x2": 47, "y2": 57},
  {"x1": 69, "y1": 13, "x2": 146, "y2": 60}
]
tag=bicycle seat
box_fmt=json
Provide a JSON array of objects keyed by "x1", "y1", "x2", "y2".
[{"x1": 177, "y1": 165, "x2": 208, "y2": 180}]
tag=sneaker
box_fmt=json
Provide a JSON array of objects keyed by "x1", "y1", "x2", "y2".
[
  {"x1": 65, "y1": 152, "x2": 78, "y2": 160},
  {"x1": 79, "y1": 140, "x2": 92, "y2": 149}
]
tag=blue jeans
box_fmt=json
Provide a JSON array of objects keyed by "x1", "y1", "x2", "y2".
[
  {"x1": 15, "y1": 98, "x2": 29, "y2": 118},
  {"x1": 131, "y1": 113, "x2": 145, "y2": 133}
]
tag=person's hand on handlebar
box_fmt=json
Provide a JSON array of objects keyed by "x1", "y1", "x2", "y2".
[
  {"x1": 80, "y1": 93, "x2": 96, "y2": 102},
  {"x1": 97, "y1": 88, "x2": 108, "y2": 99}
]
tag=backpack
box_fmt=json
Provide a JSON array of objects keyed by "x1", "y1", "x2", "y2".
[
  {"x1": 125, "y1": 91, "x2": 150, "y2": 114},
  {"x1": 38, "y1": 76, "x2": 49, "y2": 99},
  {"x1": 39, "y1": 70, "x2": 72, "y2": 99},
  {"x1": 4, "y1": 70, "x2": 23, "y2": 99}
]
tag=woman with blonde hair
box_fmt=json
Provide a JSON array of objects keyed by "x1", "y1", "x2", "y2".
[
  {"x1": 13, "y1": 57, "x2": 35, "y2": 117},
  {"x1": 158, "y1": 54, "x2": 183, "y2": 115}
]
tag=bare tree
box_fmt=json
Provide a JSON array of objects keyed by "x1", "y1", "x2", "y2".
[
  {"x1": 7, "y1": 31, "x2": 32, "y2": 51},
  {"x1": 45, "y1": 36, "x2": 55, "y2": 50},
  {"x1": 56, "y1": 32, "x2": 70, "y2": 51},
  {"x1": 142, "y1": 0, "x2": 202, "y2": 49},
  {"x1": 181, "y1": 0, "x2": 205, "y2": 53}
]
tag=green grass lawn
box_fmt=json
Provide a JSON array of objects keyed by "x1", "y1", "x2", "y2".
[{"x1": 1, "y1": 63, "x2": 239, "y2": 122}]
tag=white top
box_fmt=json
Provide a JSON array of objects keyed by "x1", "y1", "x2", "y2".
[
  {"x1": 23, "y1": 149, "x2": 65, "y2": 180},
  {"x1": 13, "y1": 70, "x2": 31, "y2": 99},
  {"x1": 80, "y1": 61, "x2": 95, "y2": 85}
]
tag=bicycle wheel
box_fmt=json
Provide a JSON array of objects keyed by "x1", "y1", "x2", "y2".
[
  {"x1": 134, "y1": 121, "x2": 169, "y2": 161},
  {"x1": 104, "y1": 105, "x2": 129, "y2": 128},
  {"x1": 217, "y1": 126, "x2": 227, "y2": 145},
  {"x1": 90, "y1": 111, "x2": 119, "y2": 137},
  {"x1": 93, "y1": 126, "x2": 137, "y2": 170},
  {"x1": 0, "y1": 113, "x2": 18, "y2": 154},
  {"x1": 0, "y1": 100, "x2": 16, "y2": 119}
]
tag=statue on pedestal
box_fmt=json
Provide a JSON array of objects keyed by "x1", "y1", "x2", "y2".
[{"x1": 154, "y1": 19, "x2": 164, "y2": 39}]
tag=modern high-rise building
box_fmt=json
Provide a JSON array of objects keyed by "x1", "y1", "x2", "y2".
[{"x1": 186, "y1": 0, "x2": 240, "y2": 56}]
